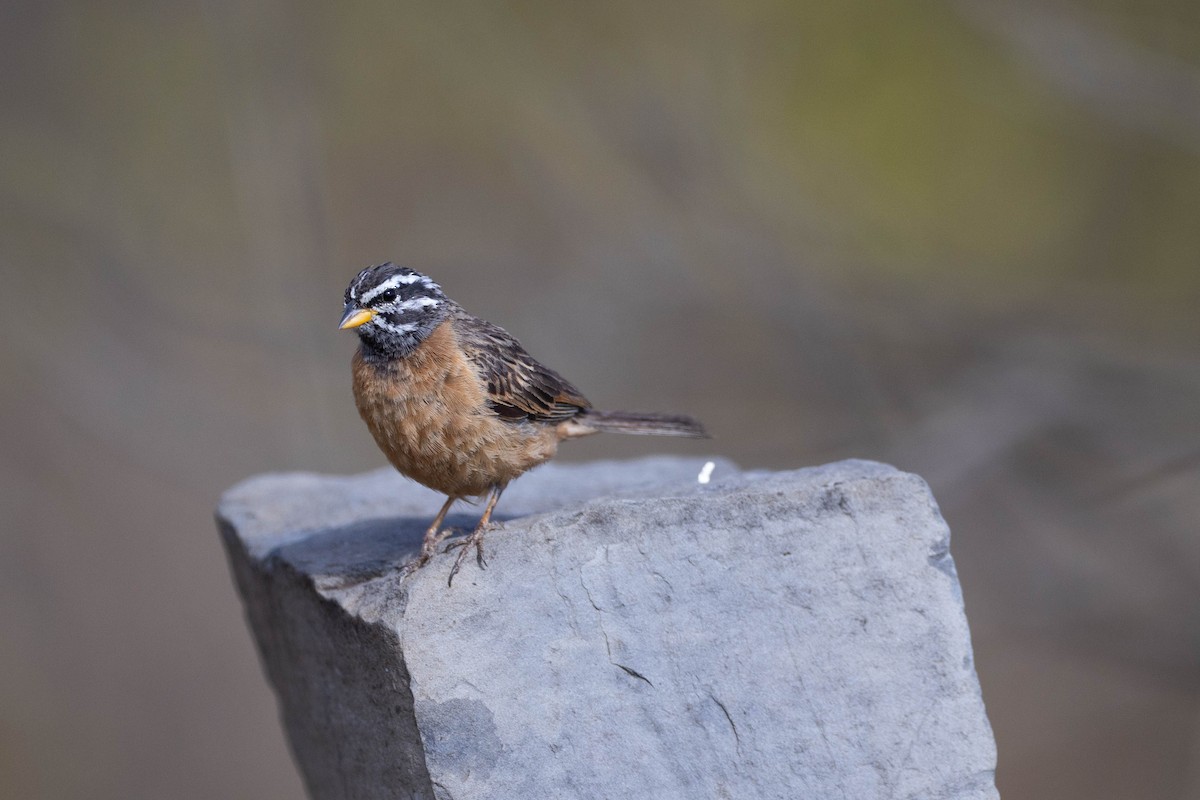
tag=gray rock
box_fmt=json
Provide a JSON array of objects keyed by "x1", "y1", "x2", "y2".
[{"x1": 217, "y1": 457, "x2": 998, "y2": 800}]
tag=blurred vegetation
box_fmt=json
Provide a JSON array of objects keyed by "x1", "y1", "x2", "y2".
[{"x1": 1, "y1": 2, "x2": 1197, "y2": 799}]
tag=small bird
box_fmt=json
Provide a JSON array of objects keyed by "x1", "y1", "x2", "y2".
[{"x1": 339, "y1": 262, "x2": 707, "y2": 585}]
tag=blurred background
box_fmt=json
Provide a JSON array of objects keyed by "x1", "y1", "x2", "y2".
[{"x1": 1, "y1": 1, "x2": 1197, "y2": 798}]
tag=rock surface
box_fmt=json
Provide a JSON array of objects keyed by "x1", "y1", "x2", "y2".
[{"x1": 217, "y1": 457, "x2": 998, "y2": 800}]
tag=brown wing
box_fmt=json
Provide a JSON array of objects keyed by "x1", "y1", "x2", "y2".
[{"x1": 453, "y1": 309, "x2": 591, "y2": 424}]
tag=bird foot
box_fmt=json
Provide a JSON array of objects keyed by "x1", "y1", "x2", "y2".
[
  {"x1": 395, "y1": 553, "x2": 430, "y2": 579},
  {"x1": 443, "y1": 522, "x2": 500, "y2": 554},
  {"x1": 446, "y1": 524, "x2": 494, "y2": 587},
  {"x1": 396, "y1": 526, "x2": 462, "y2": 580}
]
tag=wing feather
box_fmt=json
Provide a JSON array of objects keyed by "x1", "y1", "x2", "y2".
[{"x1": 454, "y1": 311, "x2": 591, "y2": 424}]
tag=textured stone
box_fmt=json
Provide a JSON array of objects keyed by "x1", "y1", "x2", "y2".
[{"x1": 217, "y1": 457, "x2": 998, "y2": 800}]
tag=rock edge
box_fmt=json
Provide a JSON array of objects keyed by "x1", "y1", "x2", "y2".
[{"x1": 217, "y1": 457, "x2": 998, "y2": 800}]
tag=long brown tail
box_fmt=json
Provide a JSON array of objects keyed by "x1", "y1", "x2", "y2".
[{"x1": 578, "y1": 410, "x2": 708, "y2": 438}]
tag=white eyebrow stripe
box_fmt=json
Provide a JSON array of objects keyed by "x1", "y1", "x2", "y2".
[
  {"x1": 360, "y1": 273, "x2": 419, "y2": 303},
  {"x1": 397, "y1": 296, "x2": 441, "y2": 312}
]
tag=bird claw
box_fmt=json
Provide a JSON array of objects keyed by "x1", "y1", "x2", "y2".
[
  {"x1": 446, "y1": 527, "x2": 490, "y2": 587},
  {"x1": 399, "y1": 522, "x2": 462, "y2": 580},
  {"x1": 443, "y1": 523, "x2": 496, "y2": 554},
  {"x1": 396, "y1": 553, "x2": 430, "y2": 580}
]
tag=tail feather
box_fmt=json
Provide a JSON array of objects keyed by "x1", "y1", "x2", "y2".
[{"x1": 579, "y1": 410, "x2": 708, "y2": 438}]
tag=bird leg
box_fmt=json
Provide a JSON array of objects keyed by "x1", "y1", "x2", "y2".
[
  {"x1": 447, "y1": 486, "x2": 505, "y2": 586},
  {"x1": 398, "y1": 495, "x2": 457, "y2": 577}
]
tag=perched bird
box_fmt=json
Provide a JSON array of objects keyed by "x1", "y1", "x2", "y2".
[{"x1": 339, "y1": 262, "x2": 707, "y2": 584}]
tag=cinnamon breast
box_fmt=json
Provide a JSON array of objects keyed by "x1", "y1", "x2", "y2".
[{"x1": 352, "y1": 318, "x2": 560, "y2": 498}]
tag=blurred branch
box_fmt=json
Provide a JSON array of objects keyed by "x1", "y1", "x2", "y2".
[
  {"x1": 1095, "y1": 447, "x2": 1200, "y2": 505},
  {"x1": 202, "y1": 1, "x2": 341, "y2": 462},
  {"x1": 957, "y1": 0, "x2": 1200, "y2": 149}
]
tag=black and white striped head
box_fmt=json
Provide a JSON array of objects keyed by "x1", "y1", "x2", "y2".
[{"x1": 339, "y1": 263, "x2": 450, "y2": 358}]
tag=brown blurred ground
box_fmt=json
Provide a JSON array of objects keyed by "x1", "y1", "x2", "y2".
[{"x1": 1, "y1": 2, "x2": 1198, "y2": 798}]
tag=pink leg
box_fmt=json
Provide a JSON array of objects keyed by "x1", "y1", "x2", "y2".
[
  {"x1": 447, "y1": 486, "x2": 505, "y2": 587},
  {"x1": 398, "y1": 495, "x2": 457, "y2": 577}
]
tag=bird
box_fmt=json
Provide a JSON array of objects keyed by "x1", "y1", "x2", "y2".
[{"x1": 339, "y1": 262, "x2": 708, "y2": 585}]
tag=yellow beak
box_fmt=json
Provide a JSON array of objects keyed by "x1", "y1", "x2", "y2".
[{"x1": 338, "y1": 307, "x2": 376, "y2": 330}]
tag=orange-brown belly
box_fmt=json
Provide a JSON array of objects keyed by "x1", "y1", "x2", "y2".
[{"x1": 352, "y1": 323, "x2": 558, "y2": 498}]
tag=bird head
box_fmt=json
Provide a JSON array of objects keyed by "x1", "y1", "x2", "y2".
[{"x1": 339, "y1": 263, "x2": 449, "y2": 358}]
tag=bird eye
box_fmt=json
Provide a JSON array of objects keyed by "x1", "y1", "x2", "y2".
[{"x1": 376, "y1": 289, "x2": 397, "y2": 304}]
